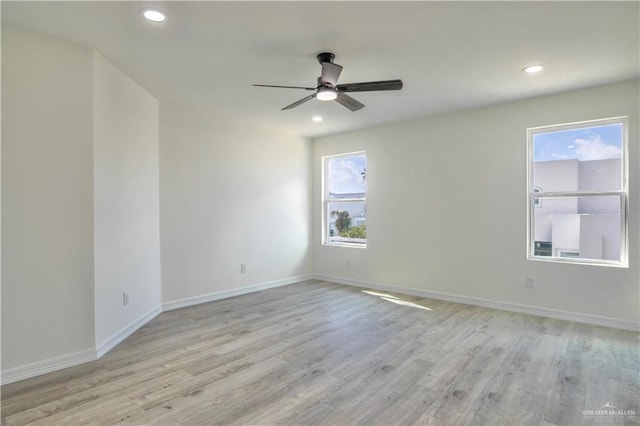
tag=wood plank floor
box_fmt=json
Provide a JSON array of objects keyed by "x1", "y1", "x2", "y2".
[{"x1": 2, "y1": 280, "x2": 638, "y2": 425}]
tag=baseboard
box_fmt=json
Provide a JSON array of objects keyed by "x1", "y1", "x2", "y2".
[
  {"x1": 1, "y1": 305, "x2": 163, "y2": 386},
  {"x1": 1, "y1": 347, "x2": 97, "y2": 386},
  {"x1": 162, "y1": 275, "x2": 313, "y2": 312},
  {"x1": 95, "y1": 305, "x2": 163, "y2": 359},
  {"x1": 314, "y1": 274, "x2": 640, "y2": 332},
  {"x1": 1, "y1": 276, "x2": 313, "y2": 386}
]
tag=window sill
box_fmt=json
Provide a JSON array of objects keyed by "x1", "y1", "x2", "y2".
[
  {"x1": 323, "y1": 242, "x2": 367, "y2": 249},
  {"x1": 527, "y1": 255, "x2": 628, "y2": 268}
]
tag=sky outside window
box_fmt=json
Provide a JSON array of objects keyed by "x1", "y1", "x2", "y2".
[
  {"x1": 328, "y1": 154, "x2": 367, "y2": 195},
  {"x1": 533, "y1": 123, "x2": 623, "y2": 163}
]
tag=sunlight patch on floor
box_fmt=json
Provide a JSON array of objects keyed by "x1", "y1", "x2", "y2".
[
  {"x1": 362, "y1": 290, "x2": 432, "y2": 311},
  {"x1": 362, "y1": 290, "x2": 399, "y2": 299}
]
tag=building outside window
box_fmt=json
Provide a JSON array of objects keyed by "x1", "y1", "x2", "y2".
[
  {"x1": 323, "y1": 152, "x2": 367, "y2": 247},
  {"x1": 527, "y1": 117, "x2": 628, "y2": 266}
]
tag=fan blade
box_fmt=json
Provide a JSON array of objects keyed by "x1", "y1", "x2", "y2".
[
  {"x1": 337, "y1": 79, "x2": 403, "y2": 92},
  {"x1": 320, "y1": 62, "x2": 343, "y2": 86},
  {"x1": 335, "y1": 92, "x2": 365, "y2": 112},
  {"x1": 253, "y1": 84, "x2": 315, "y2": 90},
  {"x1": 282, "y1": 93, "x2": 316, "y2": 110}
]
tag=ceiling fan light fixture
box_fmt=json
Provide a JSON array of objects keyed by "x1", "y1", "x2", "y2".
[{"x1": 316, "y1": 87, "x2": 337, "y2": 101}]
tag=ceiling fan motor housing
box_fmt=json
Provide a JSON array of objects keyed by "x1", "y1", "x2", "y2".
[
  {"x1": 317, "y1": 77, "x2": 332, "y2": 88},
  {"x1": 317, "y1": 52, "x2": 335, "y2": 64}
]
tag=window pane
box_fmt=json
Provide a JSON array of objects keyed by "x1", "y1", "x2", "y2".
[
  {"x1": 327, "y1": 154, "x2": 367, "y2": 200},
  {"x1": 532, "y1": 195, "x2": 623, "y2": 262},
  {"x1": 532, "y1": 123, "x2": 623, "y2": 191},
  {"x1": 327, "y1": 201, "x2": 366, "y2": 244}
]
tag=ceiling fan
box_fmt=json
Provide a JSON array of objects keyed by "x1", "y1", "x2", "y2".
[{"x1": 253, "y1": 52, "x2": 403, "y2": 112}]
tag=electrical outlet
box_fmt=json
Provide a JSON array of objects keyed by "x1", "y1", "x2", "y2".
[
  {"x1": 241, "y1": 264, "x2": 247, "y2": 273},
  {"x1": 123, "y1": 292, "x2": 129, "y2": 306},
  {"x1": 526, "y1": 276, "x2": 535, "y2": 289}
]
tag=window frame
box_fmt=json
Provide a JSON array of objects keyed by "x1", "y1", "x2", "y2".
[
  {"x1": 526, "y1": 116, "x2": 629, "y2": 267},
  {"x1": 322, "y1": 151, "x2": 367, "y2": 248}
]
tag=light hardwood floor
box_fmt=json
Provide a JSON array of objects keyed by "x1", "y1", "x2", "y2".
[{"x1": 1, "y1": 280, "x2": 638, "y2": 425}]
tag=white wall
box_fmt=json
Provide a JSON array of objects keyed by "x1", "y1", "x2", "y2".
[
  {"x1": 2, "y1": 26, "x2": 95, "y2": 369},
  {"x1": 533, "y1": 160, "x2": 578, "y2": 241},
  {"x1": 534, "y1": 159, "x2": 579, "y2": 192},
  {"x1": 2, "y1": 27, "x2": 164, "y2": 382},
  {"x1": 1, "y1": 25, "x2": 313, "y2": 382},
  {"x1": 579, "y1": 159, "x2": 621, "y2": 192},
  {"x1": 551, "y1": 214, "x2": 581, "y2": 255},
  {"x1": 580, "y1": 215, "x2": 620, "y2": 261},
  {"x1": 159, "y1": 103, "x2": 312, "y2": 304},
  {"x1": 578, "y1": 159, "x2": 621, "y2": 214},
  {"x1": 92, "y1": 53, "x2": 161, "y2": 353},
  {"x1": 313, "y1": 80, "x2": 639, "y2": 326}
]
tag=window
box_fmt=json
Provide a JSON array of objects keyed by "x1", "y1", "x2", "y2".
[
  {"x1": 323, "y1": 152, "x2": 367, "y2": 247},
  {"x1": 527, "y1": 117, "x2": 628, "y2": 266}
]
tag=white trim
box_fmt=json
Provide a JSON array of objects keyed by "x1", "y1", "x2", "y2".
[
  {"x1": 95, "y1": 305, "x2": 163, "y2": 359},
  {"x1": 1, "y1": 276, "x2": 311, "y2": 385},
  {"x1": 162, "y1": 275, "x2": 313, "y2": 312},
  {"x1": 1, "y1": 348, "x2": 97, "y2": 386},
  {"x1": 314, "y1": 274, "x2": 639, "y2": 332}
]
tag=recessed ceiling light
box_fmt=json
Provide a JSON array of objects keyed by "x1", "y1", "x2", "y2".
[
  {"x1": 142, "y1": 9, "x2": 166, "y2": 23},
  {"x1": 522, "y1": 64, "x2": 544, "y2": 74},
  {"x1": 312, "y1": 116, "x2": 323, "y2": 122}
]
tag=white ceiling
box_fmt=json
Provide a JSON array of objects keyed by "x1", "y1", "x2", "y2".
[{"x1": 3, "y1": 1, "x2": 639, "y2": 138}]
